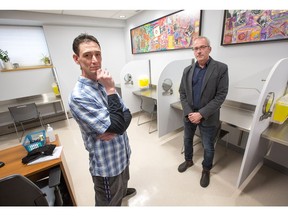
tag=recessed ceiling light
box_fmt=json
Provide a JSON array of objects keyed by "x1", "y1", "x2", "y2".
[{"x1": 119, "y1": 15, "x2": 126, "y2": 18}]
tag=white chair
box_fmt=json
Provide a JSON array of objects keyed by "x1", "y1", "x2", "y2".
[{"x1": 137, "y1": 96, "x2": 157, "y2": 134}]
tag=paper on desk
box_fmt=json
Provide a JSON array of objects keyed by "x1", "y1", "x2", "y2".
[{"x1": 28, "y1": 146, "x2": 63, "y2": 165}]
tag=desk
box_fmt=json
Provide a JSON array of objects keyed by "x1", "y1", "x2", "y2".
[
  {"x1": 0, "y1": 135, "x2": 76, "y2": 206},
  {"x1": 170, "y1": 100, "x2": 254, "y2": 131},
  {"x1": 260, "y1": 121, "x2": 288, "y2": 163},
  {"x1": 261, "y1": 121, "x2": 288, "y2": 147},
  {"x1": 220, "y1": 101, "x2": 254, "y2": 132},
  {"x1": 132, "y1": 86, "x2": 158, "y2": 100},
  {"x1": 170, "y1": 100, "x2": 255, "y2": 145}
]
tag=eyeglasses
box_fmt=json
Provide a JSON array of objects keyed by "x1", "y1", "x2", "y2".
[{"x1": 192, "y1": 45, "x2": 209, "y2": 51}]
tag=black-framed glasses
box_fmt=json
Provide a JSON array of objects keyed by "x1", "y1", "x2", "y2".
[{"x1": 192, "y1": 45, "x2": 209, "y2": 51}]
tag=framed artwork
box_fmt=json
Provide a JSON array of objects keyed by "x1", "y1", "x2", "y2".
[
  {"x1": 130, "y1": 10, "x2": 202, "y2": 54},
  {"x1": 221, "y1": 10, "x2": 288, "y2": 45}
]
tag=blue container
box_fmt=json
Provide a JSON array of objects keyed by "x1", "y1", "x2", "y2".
[{"x1": 22, "y1": 130, "x2": 46, "y2": 152}]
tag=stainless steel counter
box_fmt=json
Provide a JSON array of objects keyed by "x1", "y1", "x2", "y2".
[
  {"x1": 220, "y1": 100, "x2": 255, "y2": 132},
  {"x1": 132, "y1": 86, "x2": 157, "y2": 100},
  {"x1": 170, "y1": 100, "x2": 255, "y2": 132},
  {"x1": 0, "y1": 92, "x2": 62, "y2": 113},
  {"x1": 261, "y1": 121, "x2": 288, "y2": 146}
]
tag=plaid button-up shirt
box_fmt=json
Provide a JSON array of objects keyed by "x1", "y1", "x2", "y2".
[{"x1": 68, "y1": 76, "x2": 131, "y2": 177}]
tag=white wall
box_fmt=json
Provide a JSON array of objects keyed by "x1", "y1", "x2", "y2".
[
  {"x1": 125, "y1": 10, "x2": 288, "y2": 100},
  {"x1": 1, "y1": 9, "x2": 288, "y2": 112},
  {"x1": 1, "y1": 9, "x2": 288, "y2": 103},
  {"x1": 43, "y1": 25, "x2": 126, "y2": 113},
  {"x1": 124, "y1": 10, "x2": 288, "y2": 168},
  {"x1": 0, "y1": 10, "x2": 128, "y2": 113},
  {"x1": 124, "y1": 10, "x2": 192, "y2": 85}
]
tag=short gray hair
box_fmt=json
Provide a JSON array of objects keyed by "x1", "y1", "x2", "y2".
[{"x1": 192, "y1": 36, "x2": 210, "y2": 46}]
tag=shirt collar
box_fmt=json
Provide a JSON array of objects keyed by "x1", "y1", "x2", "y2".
[
  {"x1": 196, "y1": 57, "x2": 211, "y2": 68},
  {"x1": 78, "y1": 76, "x2": 101, "y2": 88}
]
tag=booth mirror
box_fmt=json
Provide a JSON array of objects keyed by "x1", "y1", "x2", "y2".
[
  {"x1": 124, "y1": 73, "x2": 133, "y2": 85},
  {"x1": 162, "y1": 78, "x2": 173, "y2": 95}
]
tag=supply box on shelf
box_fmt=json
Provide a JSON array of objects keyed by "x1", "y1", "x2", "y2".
[{"x1": 272, "y1": 94, "x2": 288, "y2": 124}]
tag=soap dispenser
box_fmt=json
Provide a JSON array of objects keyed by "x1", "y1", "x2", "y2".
[{"x1": 46, "y1": 124, "x2": 56, "y2": 142}]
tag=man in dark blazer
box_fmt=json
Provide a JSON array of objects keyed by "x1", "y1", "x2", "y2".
[{"x1": 178, "y1": 36, "x2": 229, "y2": 187}]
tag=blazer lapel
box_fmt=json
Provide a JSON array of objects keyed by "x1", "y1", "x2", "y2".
[
  {"x1": 186, "y1": 64, "x2": 195, "y2": 95},
  {"x1": 201, "y1": 58, "x2": 215, "y2": 93}
]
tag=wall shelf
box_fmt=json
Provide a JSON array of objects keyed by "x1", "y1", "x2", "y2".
[{"x1": 1, "y1": 65, "x2": 53, "y2": 72}]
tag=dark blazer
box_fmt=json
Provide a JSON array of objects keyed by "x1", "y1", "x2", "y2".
[{"x1": 179, "y1": 57, "x2": 229, "y2": 127}]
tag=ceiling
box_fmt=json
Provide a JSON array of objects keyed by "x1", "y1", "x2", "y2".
[{"x1": 24, "y1": 10, "x2": 142, "y2": 20}]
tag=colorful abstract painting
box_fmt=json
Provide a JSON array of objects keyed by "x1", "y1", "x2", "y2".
[
  {"x1": 221, "y1": 10, "x2": 288, "y2": 45},
  {"x1": 130, "y1": 10, "x2": 202, "y2": 54}
]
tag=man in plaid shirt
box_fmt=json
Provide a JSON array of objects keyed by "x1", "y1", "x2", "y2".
[{"x1": 69, "y1": 33, "x2": 136, "y2": 206}]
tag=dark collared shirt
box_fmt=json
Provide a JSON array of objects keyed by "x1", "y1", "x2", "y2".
[{"x1": 192, "y1": 58, "x2": 211, "y2": 110}]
